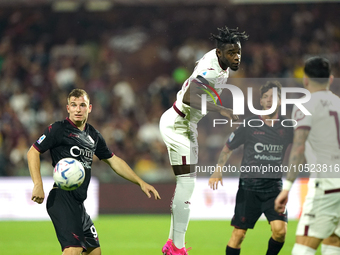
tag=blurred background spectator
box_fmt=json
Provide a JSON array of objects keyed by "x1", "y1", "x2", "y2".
[{"x1": 0, "y1": 2, "x2": 339, "y2": 182}]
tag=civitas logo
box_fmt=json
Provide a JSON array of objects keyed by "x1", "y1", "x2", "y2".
[
  {"x1": 200, "y1": 84, "x2": 311, "y2": 116},
  {"x1": 254, "y1": 143, "x2": 283, "y2": 153}
]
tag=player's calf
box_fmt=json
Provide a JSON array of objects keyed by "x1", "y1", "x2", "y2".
[
  {"x1": 228, "y1": 228, "x2": 247, "y2": 249},
  {"x1": 266, "y1": 237, "x2": 285, "y2": 255},
  {"x1": 266, "y1": 221, "x2": 286, "y2": 255}
]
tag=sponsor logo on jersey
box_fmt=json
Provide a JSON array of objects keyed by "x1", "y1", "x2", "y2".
[
  {"x1": 294, "y1": 109, "x2": 306, "y2": 122},
  {"x1": 254, "y1": 154, "x2": 282, "y2": 161},
  {"x1": 70, "y1": 146, "x2": 94, "y2": 160},
  {"x1": 37, "y1": 135, "x2": 46, "y2": 144},
  {"x1": 254, "y1": 142, "x2": 283, "y2": 153},
  {"x1": 320, "y1": 99, "x2": 332, "y2": 107}
]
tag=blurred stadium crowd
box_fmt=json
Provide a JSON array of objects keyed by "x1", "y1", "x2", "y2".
[{"x1": 0, "y1": 3, "x2": 339, "y2": 182}]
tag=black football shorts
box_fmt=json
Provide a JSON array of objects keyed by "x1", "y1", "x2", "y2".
[
  {"x1": 231, "y1": 187, "x2": 287, "y2": 229},
  {"x1": 46, "y1": 188, "x2": 100, "y2": 252}
]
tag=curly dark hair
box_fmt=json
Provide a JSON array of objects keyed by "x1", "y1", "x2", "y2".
[{"x1": 210, "y1": 26, "x2": 249, "y2": 49}]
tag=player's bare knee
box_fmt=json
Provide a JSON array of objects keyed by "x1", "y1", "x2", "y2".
[
  {"x1": 273, "y1": 227, "x2": 287, "y2": 242},
  {"x1": 271, "y1": 221, "x2": 286, "y2": 242},
  {"x1": 230, "y1": 228, "x2": 247, "y2": 247},
  {"x1": 272, "y1": 227, "x2": 286, "y2": 242}
]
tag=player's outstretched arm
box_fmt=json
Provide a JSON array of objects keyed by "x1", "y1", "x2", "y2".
[
  {"x1": 103, "y1": 156, "x2": 161, "y2": 200},
  {"x1": 27, "y1": 146, "x2": 45, "y2": 204},
  {"x1": 183, "y1": 78, "x2": 238, "y2": 121},
  {"x1": 275, "y1": 129, "x2": 309, "y2": 213},
  {"x1": 209, "y1": 145, "x2": 233, "y2": 190}
]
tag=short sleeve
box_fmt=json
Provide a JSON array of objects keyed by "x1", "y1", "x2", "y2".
[
  {"x1": 33, "y1": 122, "x2": 62, "y2": 153},
  {"x1": 197, "y1": 68, "x2": 219, "y2": 80},
  {"x1": 95, "y1": 132, "x2": 114, "y2": 160},
  {"x1": 291, "y1": 105, "x2": 312, "y2": 131},
  {"x1": 195, "y1": 68, "x2": 220, "y2": 87},
  {"x1": 226, "y1": 125, "x2": 247, "y2": 150}
]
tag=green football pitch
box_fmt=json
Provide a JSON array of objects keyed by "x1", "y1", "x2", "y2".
[{"x1": 0, "y1": 215, "x2": 321, "y2": 254}]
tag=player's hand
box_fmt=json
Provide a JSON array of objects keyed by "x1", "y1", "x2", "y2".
[
  {"x1": 274, "y1": 190, "x2": 289, "y2": 213},
  {"x1": 140, "y1": 182, "x2": 161, "y2": 200},
  {"x1": 208, "y1": 172, "x2": 223, "y2": 190},
  {"x1": 32, "y1": 184, "x2": 45, "y2": 204},
  {"x1": 220, "y1": 107, "x2": 238, "y2": 121}
]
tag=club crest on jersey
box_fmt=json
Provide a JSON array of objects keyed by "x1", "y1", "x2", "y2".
[
  {"x1": 37, "y1": 135, "x2": 46, "y2": 144},
  {"x1": 294, "y1": 109, "x2": 306, "y2": 122},
  {"x1": 88, "y1": 135, "x2": 94, "y2": 144}
]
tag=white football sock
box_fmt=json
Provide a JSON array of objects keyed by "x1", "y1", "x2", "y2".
[
  {"x1": 168, "y1": 210, "x2": 174, "y2": 240},
  {"x1": 321, "y1": 244, "x2": 340, "y2": 255},
  {"x1": 292, "y1": 243, "x2": 316, "y2": 255},
  {"x1": 171, "y1": 173, "x2": 196, "y2": 249}
]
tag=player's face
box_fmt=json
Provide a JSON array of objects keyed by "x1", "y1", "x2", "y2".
[
  {"x1": 260, "y1": 88, "x2": 281, "y2": 112},
  {"x1": 67, "y1": 96, "x2": 92, "y2": 126},
  {"x1": 217, "y1": 42, "x2": 241, "y2": 71}
]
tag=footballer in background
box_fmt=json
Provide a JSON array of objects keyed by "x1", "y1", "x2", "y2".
[{"x1": 209, "y1": 81, "x2": 293, "y2": 255}]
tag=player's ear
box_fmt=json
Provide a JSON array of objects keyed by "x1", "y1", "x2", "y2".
[
  {"x1": 329, "y1": 75, "x2": 334, "y2": 87},
  {"x1": 216, "y1": 48, "x2": 222, "y2": 58},
  {"x1": 303, "y1": 75, "x2": 309, "y2": 88},
  {"x1": 88, "y1": 104, "x2": 92, "y2": 113},
  {"x1": 66, "y1": 104, "x2": 70, "y2": 113}
]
